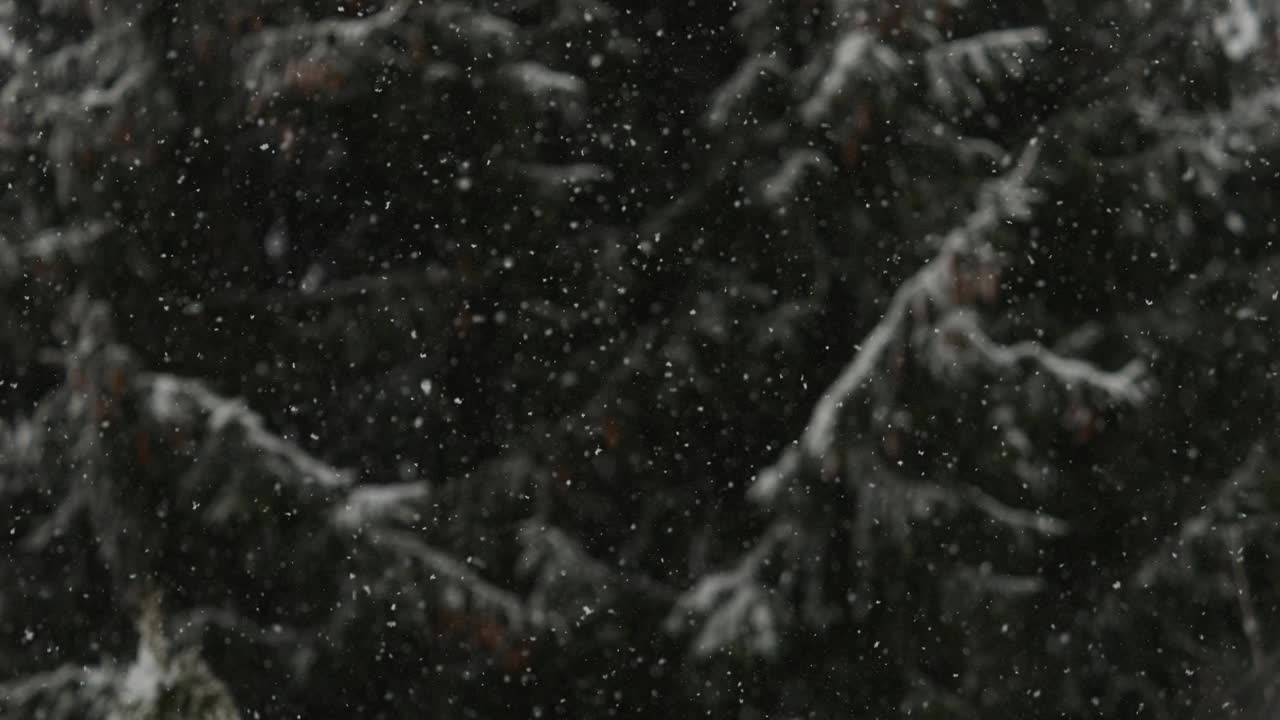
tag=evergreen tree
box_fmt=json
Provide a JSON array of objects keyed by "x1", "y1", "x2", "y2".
[{"x1": 1, "y1": 0, "x2": 1279, "y2": 717}]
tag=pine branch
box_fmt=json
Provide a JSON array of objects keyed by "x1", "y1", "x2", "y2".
[
  {"x1": 964, "y1": 484, "x2": 1070, "y2": 537},
  {"x1": 239, "y1": 0, "x2": 413, "y2": 97},
  {"x1": 502, "y1": 61, "x2": 586, "y2": 100},
  {"x1": 759, "y1": 149, "x2": 830, "y2": 206},
  {"x1": 924, "y1": 28, "x2": 1048, "y2": 109},
  {"x1": 705, "y1": 54, "x2": 786, "y2": 129},
  {"x1": 518, "y1": 522, "x2": 677, "y2": 610},
  {"x1": 935, "y1": 309, "x2": 1148, "y2": 404},
  {"x1": 1134, "y1": 445, "x2": 1275, "y2": 589},
  {"x1": 368, "y1": 527, "x2": 541, "y2": 630},
  {"x1": 800, "y1": 30, "x2": 900, "y2": 125},
  {"x1": 751, "y1": 142, "x2": 1042, "y2": 503},
  {"x1": 665, "y1": 521, "x2": 792, "y2": 656},
  {"x1": 0, "y1": 664, "x2": 116, "y2": 718},
  {"x1": 333, "y1": 481, "x2": 430, "y2": 531},
  {"x1": 144, "y1": 373, "x2": 354, "y2": 489}
]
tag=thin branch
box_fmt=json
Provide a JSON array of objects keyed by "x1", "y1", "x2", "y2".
[
  {"x1": 520, "y1": 522, "x2": 676, "y2": 603},
  {"x1": 705, "y1": 54, "x2": 787, "y2": 129},
  {"x1": 1227, "y1": 525, "x2": 1264, "y2": 670},
  {"x1": 941, "y1": 310, "x2": 1148, "y2": 404},
  {"x1": 369, "y1": 527, "x2": 539, "y2": 629},
  {"x1": 965, "y1": 485, "x2": 1070, "y2": 537}
]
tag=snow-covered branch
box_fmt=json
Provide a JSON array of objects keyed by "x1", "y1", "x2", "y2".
[
  {"x1": 519, "y1": 162, "x2": 612, "y2": 190},
  {"x1": 948, "y1": 564, "x2": 1046, "y2": 597},
  {"x1": 706, "y1": 54, "x2": 787, "y2": 129},
  {"x1": 0, "y1": 664, "x2": 115, "y2": 718},
  {"x1": 937, "y1": 310, "x2": 1148, "y2": 404},
  {"x1": 925, "y1": 28, "x2": 1048, "y2": 108},
  {"x1": 0, "y1": 596, "x2": 239, "y2": 720},
  {"x1": 1215, "y1": 0, "x2": 1265, "y2": 61},
  {"x1": 751, "y1": 140, "x2": 1145, "y2": 504},
  {"x1": 518, "y1": 522, "x2": 676, "y2": 610},
  {"x1": 751, "y1": 143, "x2": 1042, "y2": 503},
  {"x1": 502, "y1": 61, "x2": 585, "y2": 99},
  {"x1": 239, "y1": 0, "x2": 413, "y2": 96},
  {"x1": 801, "y1": 30, "x2": 900, "y2": 125},
  {"x1": 665, "y1": 522, "x2": 792, "y2": 656},
  {"x1": 965, "y1": 485, "x2": 1070, "y2": 537},
  {"x1": 369, "y1": 527, "x2": 540, "y2": 629},
  {"x1": 333, "y1": 481, "x2": 429, "y2": 531},
  {"x1": 1134, "y1": 445, "x2": 1275, "y2": 589},
  {"x1": 145, "y1": 373, "x2": 353, "y2": 489},
  {"x1": 759, "y1": 149, "x2": 830, "y2": 206},
  {"x1": 1137, "y1": 86, "x2": 1280, "y2": 196}
]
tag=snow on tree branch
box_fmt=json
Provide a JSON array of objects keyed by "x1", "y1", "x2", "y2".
[
  {"x1": 0, "y1": 664, "x2": 115, "y2": 719},
  {"x1": 436, "y1": 5, "x2": 519, "y2": 52},
  {"x1": 518, "y1": 522, "x2": 676, "y2": 618},
  {"x1": 23, "y1": 220, "x2": 112, "y2": 265},
  {"x1": 800, "y1": 30, "x2": 900, "y2": 125},
  {"x1": 844, "y1": 467, "x2": 1068, "y2": 569},
  {"x1": 145, "y1": 373, "x2": 354, "y2": 489},
  {"x1": 935, "y1": 309, "x2": 1148, "y2": 404},
  {"x1": 239, "y1": 0, "x2": 413, "y2": 97},
  {"x1": 0, "y1": 22, "x2": 144, "y2": 118},
  {"x1": 759, "y1": 149, "x2": 830, "y2": 206},
  {"x1": 705, "y1": 54, "x2": 787, "y2": 129},
  {"x1": 502, "y1": 61, "x2": 586, "y2": 99},
  {"x1": 112, "y1": 594, "x2": 240, "y2": 720},
  {"x1": 665, "y1": 521, "x2": 792, "y2": 657},
  {"x1": 1143, "y1": 85, "x2": 1280, "y2": 196},
  {"x1": 924, "y1": 28, "x2": 1048, "y2": 108},
  {"x1": 332, "y1": 481, "x2": 429, "y2": 531},
  {"x1": 751, "y1": 143, "x2": 1044, "y2": 503},
  {"x1": 0, "y1": 18, "x2": 153, "y2": 201},
  {"x1": 1134, "y1": 444, "x2": 1275, "y2": 590},
  {"x1": 368, "y1": 527, "x2": 543, "y2": 630},
  {"x1": 519, "y1": 162, "x2": 613, "y2": 192},
  {"x1": 1215, "y1": 0, "x2": 1265, "y2": 61},
  {"x1": 752, "y1": 141, "x2": 1146, "y2": 504},
  {"x1": 948, "y1": 563, "x2": 1046, "y2": 598},
  {"x1": 965, "y1": 484, "x2": 1071, "y2": 538},
  {"x1": 0, "y1": 595, "x2": 239, "y2": 720}
]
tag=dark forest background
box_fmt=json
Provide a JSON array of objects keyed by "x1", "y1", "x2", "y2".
[{"x1": 2, "y1": 0, "x2": 1280, "y2": 717}]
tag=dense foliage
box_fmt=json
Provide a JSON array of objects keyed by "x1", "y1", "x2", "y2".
[{"x1": 2, "y1": 0, "x2": 1279, "y2": 717}]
